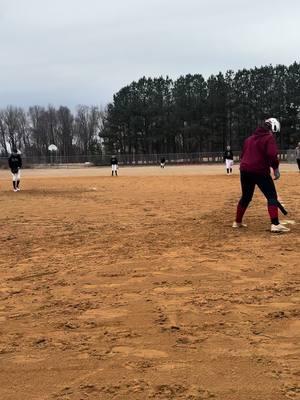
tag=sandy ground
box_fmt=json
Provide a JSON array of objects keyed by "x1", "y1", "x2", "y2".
[{"x1": 0, "y1": 165, "x2": 299, "y2": 400}]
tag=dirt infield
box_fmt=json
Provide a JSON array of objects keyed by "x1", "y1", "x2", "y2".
[
  {"x1": 0, "y1": 162, "x2": 298, "y2": 179},
  {"x1": 0, "y1": 166, "x2": 299, "y2": 400}
]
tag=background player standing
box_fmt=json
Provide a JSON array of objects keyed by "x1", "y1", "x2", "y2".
[
  {"x1": 224, "y1": 145, "x2": 234, "y2": 174},
  {"x1": 295, "y1": 142, "x2": 300, "y2": 172},
  {"x1": 111, "y1": 155, "x2": 118, "y2": 176},
  {"x1": 160, "y1": 157, "x2": 166, "y2": 168},
  {"x1": 8, "y1": 148, "x2": 22, "y2": 192},
  {"x1": 233, "y1": 118, "x2": 290, "y2": 233}
]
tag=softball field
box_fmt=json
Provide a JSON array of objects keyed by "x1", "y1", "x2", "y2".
[{"x1": 0, "y1": 165, "x2": 299, "y2": 400}]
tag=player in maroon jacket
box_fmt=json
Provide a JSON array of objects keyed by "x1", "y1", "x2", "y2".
[{"x1": 233, "y1": 118, "x2": 290, "y2": 233}]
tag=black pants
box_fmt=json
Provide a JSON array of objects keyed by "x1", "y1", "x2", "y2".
[
  {"x1": 239, "y1": 171, "x2": 278, "y2": 208},
  {"x1": 297, "y1": 159, "x2": 300, "y2": 171}
]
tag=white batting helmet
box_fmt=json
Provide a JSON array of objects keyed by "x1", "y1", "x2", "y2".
[{"x1": 265, "y1": 117, "x2": 280, "y2": 133}]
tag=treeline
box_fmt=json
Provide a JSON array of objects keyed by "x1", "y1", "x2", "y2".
[
  {"x1": 1, "y1": 62, "x2": 300, "y2": 159},
  {"x1": 103, "y1": 62, "x2": 300, "y2": 154},
  {"x1": 0, "y1": 105, "x2": 104, "y2": 159}
]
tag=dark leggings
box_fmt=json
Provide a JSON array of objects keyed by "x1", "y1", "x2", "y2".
[
  {"x1": 297, "y1": 159, "x2": 300, "y2": 171},
  {"x1": 239, "y1": 171, "x2": 278, "y2": 208}
]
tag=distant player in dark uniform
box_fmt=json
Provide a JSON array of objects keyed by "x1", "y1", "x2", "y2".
[
  {"x1": 111, "y1": 155, "x2": 118, "y2": 176},
  {"x1": 8, "y1": 148, "x2": 22, "y2": 192},
  {"x1": 224, "y1": 146, "x2": 233, "y2": 174},
  {"x1": 160, "y1": 157, "x2": 166, "y2": 168},
  {"x1": 233, "y1": 118, "x2": 289, "y2": 233},
  {"x1": 295, "y1": 142, "x2": 300, "y2": 172}
]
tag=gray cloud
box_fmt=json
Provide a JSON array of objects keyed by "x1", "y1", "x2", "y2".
[{"x1": 0, "y1": 0, "x2": 299, "y2": 109}]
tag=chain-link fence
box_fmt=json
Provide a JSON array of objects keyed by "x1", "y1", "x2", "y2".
[
  {"x1": 0, "y1": 150, "x2": 291, "y2": 169},
  {"x1": 286, "y1": 149, "x2": 298, "y2": 163}
]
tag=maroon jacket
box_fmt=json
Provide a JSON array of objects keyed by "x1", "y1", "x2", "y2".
[{"x1": 240, "y1": 127, "x2": 279, "y2": 175}]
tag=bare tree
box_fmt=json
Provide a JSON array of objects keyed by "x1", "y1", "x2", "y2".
[
  {"x1": 74, "y1": 105, "x2": 102, "y2": 158},
  {"x1": 28, "y1": 106, "x2": 49, "y2": 156},
  {"x1": 0, "y1": 106, "x2": 30, "y2": 154},
  {"x1": 0, "y1": 111, "x2": 9, "y2": 155},
  {"x1": 56, "y1": 106, "x2": 74, "y2": 161}
]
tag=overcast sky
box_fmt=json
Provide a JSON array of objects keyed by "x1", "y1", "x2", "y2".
[{"x1": 0, "y1": 0, "x2": 299, "y2": 109}]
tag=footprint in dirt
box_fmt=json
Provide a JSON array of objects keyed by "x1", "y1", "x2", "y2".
[
  {"x1": 148, "y1": 384, "x2": 216, "y2": 399},
  {"x1": 282, "y1": 383, "x2": 300, "y2": 399},
  {"x1": 52, "y1": 386, "x2": 73, "y2": 399}
]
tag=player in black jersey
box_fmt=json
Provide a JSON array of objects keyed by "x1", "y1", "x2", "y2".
[
  {"x1": 223, "y1": 146, "x2": 233, "y2": 175},
  {"x1": 8, "y1": 149, "x2": 22, "y2": 192},
  {"x1": 111, "y1": 155, "x2": 118, "y2": 176}
]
